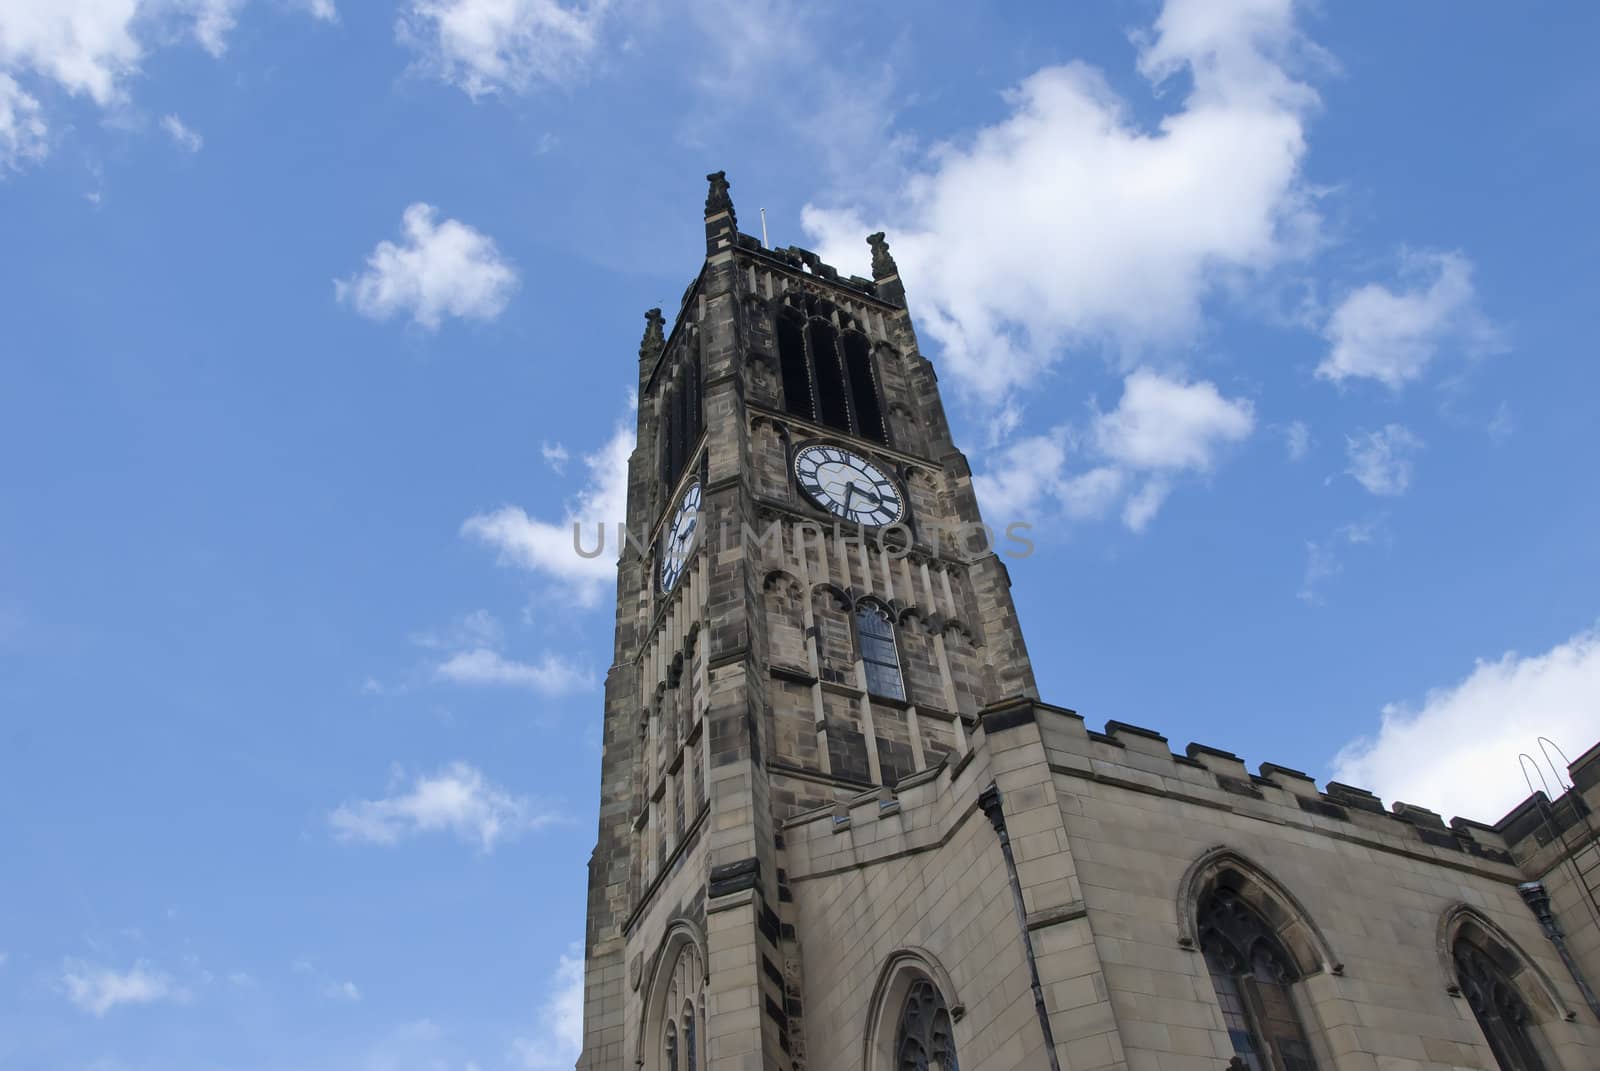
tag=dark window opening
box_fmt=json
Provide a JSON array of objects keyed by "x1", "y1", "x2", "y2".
[
  {"x1": 1454, "y1": 941, "x2": 1548, "y2": 1071},
  {"x1": 659, "y1": 349, "x2": 705, "y2": 497},
  {"x1": 778, "y1": 311, "x2": 814, "y2": 422},
  {"x1": 670, "y1": 383, "x2": 689, "y2": 488},
  {"x1": 686, "y1": 350, "x2": 703, "y2": 450},
  {"x1": 1199, "y1": 888, "x2": 1318, "y2": 1071},
  {"x1": 808, "y1": 318, "x2": 851, "y2": 432},
  {"x1": 843, "y1": 330, "x2": 887, "y2": 444},
  {"x1": 658, "y1": 403, "x2": 673, "y2": 496},
  {"x1": 857, "y1": 602, "x2": 906, "y2": 701}
]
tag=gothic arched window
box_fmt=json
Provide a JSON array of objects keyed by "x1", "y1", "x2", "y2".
[
  {"x1": 1198, "y1": 888, "x2": 1318, "y2": 1071},
  {"x1": 647, "y1": 934, "x2": 705, "y2": 1071},
  {"x1": 857, "y1": 602, "x2": 906, "y2": 701},
  {"x1": 1453, "y1": 939, "x2": 1549, "y2": 1071},
  {"x1": 894, "y1": 978, "x2": 959, "y2": 1071},
  {"x1": 777, "y1": 308, "x2": 815, "y2": 422},
  {"x1": 659, "y1": 342, "x2": 705, "y2": 496},
  {"x1": 681, "y1": 1001, "x2": 698, "y2": 1071},
  {"x1": 775, "y1": 304, "x2": 889, "y2": 444},
  {"x1": 842, "y1": 330, "x2": 886, "y2": 443}
]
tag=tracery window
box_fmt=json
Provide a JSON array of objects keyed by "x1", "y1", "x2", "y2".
[
  {"x1": 777, "y1": 304, "x2": 889, "y2": 444},
  {"x1": 651, "y1": 938, "x2": 705, "y2": 1071},
  {"x1": 1453, "y1": 940, "x2": 1548, "y2": 1071},
  {"x1": 894, "y1": 978, "x2": 959, "y2": 1071},
  {"x1": 1198, "y1": 888, "x2": 1318, "y2": 1071},
  {"x1": 857, "y1": 602, "x2": 906, "y2": 701},
  {"x1": 681, "y1": 1001, "x2": 698, "y2": 1071}
]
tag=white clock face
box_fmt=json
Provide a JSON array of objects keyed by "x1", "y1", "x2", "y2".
[
  {"x1": 658, "y1": 480, "x2": 701, "y2": 594},
  {"x1": 793, "y1": 444, "x2": 905, "y2": 527}
]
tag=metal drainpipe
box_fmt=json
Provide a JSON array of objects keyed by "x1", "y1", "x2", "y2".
[
  {"x1": 979, "y1": 782, "x2": 1062, "y2": 1071},
  {"x1": 1518, "y1": 881, "x2": 1600, "y2": 1021}
]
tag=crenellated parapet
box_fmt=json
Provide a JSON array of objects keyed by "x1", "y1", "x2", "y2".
[{"x1": 782, "y1": 699, "x2": 1574, "y2": 885}]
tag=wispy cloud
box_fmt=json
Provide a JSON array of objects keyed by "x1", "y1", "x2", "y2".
[
  {"x1": 974, "y1": 369, "x2": 1254, "y2": 532},
  {"x1": 369, "y1": 609, "x2": 594, "y2": 698},
  {"x1": 1281, "y1": 420, "x2": 1311, "y2": 461},
  {"x1": 1298, "y1": 518, "x2": 1385, "y2": 605},
  {"x1": 511, "y1": 945, "x2": 585, "y2": 1069},
  {"x1": 0, "y1": 0, "x2": 328, "y2": 173},
  {"x1": 61, "y1": 960, "x2": 186, "y2": 1016},
  {"x1": 1332, "y1": 627, "x2": 1600, "y2": 822},
  {"x1": 434, "y1": 648, "x2": 592, "y2": 694},
  {"x1": 398, "y1": 0, "x2": 610, "y2": 97},
  {"x1": 410, "y1": 608, "x2": 506, "y2": 652},
  {"x1": 181, "y1": 0, "x2": 246, "y2": 58},
  {"x1": 336, "y1": 203, "x2": 518, "y2": 330},
  {"x1": 1344, "y1": 424, "x2": 1422, "y2": 496},
  {"x1": 1318, "y1": 250, "x2": 1503, "y2": 389},
  {"x1": 461, "y1": 420, "x2": 631, "y2": 607},
  {"x1": 160, "y1": 114, "x2": 203, "y2": 153},
  {"x1": 329, "y1": 762, "x2": 564, "y2": 852},
  {"x1": 0, "y1": 74, "x2": 47, "y2": 173},
  {"x1": 541, "y1": 441, "x2": 569, "y2": 474}
]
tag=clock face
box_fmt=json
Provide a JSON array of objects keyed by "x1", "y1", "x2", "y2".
[
  {"x1": 658, "y1": 479, "x2": 701, "y2": 594},
  {"x1": 793, "y1": 444, "x2": 905, "y2": 527}
]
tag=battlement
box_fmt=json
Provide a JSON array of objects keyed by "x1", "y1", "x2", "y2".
[
  {"x1": 1041, "y1": 705, "x2": 1599, "y2": 874},
  {"x1": 779, "y1": 700, "x2": 1600, "y2": 887}
]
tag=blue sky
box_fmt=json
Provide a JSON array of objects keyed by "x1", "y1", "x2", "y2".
[{"x1": 3, "y1": 0, "x2": 1599, "y2": 1067}]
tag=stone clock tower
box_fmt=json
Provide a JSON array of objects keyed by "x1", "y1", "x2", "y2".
[
  {"x1": 577, "y1": 174, "x2": 1600, "y2": 1071},
  {"x1": 578, "y1": 172, "x2": 1038, "y2": 1070}
]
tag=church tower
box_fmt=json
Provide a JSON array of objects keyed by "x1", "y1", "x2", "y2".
[
  {"x1": 578, "y1": 172, "x2": 1040, "y2": 1070},
  {"x1": 578, "y1": 174, "x2": 1600, "y2": 1071}
]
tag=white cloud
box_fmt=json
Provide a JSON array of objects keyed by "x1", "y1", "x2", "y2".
[
  {"x1": 511, "y1": 946, "x2": 584, "y2": 1070},
  {"x1": 0, "y1": 72, "x2": 46, "y2": 172},
  {"x1": 0, "y1": 1, "x2": 327, "y2": 172},
  {"x1": 329, "y1": 761, "x2": 562, "y2": 852},
  {"x1": 1282, "y1": 420, "x2": 1310, "y2": 461},
  {"x1": 175, "y1": 0, "x2": 244, "y2": 58},
  {"x1": 61, "y1": 960, "x2": 185, "y2": 1016},
  {"x1": 1318, "y1": 250, "x2": 1502, "y2": 389},
  {"x1": 325, "y1": 979, "x2": 361, "y2": 1002},
  {"x1": 299, "y1": 0, "x2": 337, "y2": 20},
  {"x1": 160, "y1": 113, "x2": 202, "y2": 152},
  {"x1": 970, "y1": 432, "x2": 1072, "y2": 522},
  {"x1": 802, "y1": 0, "x2": 1323, "y2": 409},
  {"x1": 1092, "y1": 369, "x2": 1255, "y2": 471},
  {"x1": 336, "y1": 203, "x2": 518, "y2": 330},
  {"x1": 410, "y1": 608, "x2": 505, "y2": 652},
  {"x1": 1487, "y1": 401, "x2": 1513, "y2": 443},
  {"x1": 434, "y1": 648, "x2": 592, "y2": 694},
  {"x1": 973, "y1": 369, "x2": 1253, "y2": 531},
  {"x1": 1331, "y1": 627, "x2": 1600, "y2": 823},
  {"x1": 399, "y1": 0, "x2": 608, "y2": 97},
  {"x1": 0, "y1": 1, "x2": 145, "y2": 106},
  {"x1": 461, "y1": 421, "x2": 631, "y2": 607},
  {"x1": 541, "y1": 440, "x2": 569, "y2": 474},
  {"x1": 1297, "y1": 518, "x2": 1383, "y2": 605},
  {"x1": 1344, "y1": 423, "x2": 1421, "y2": 496},
  {"x1": 1120, "y1": 479, "x2": 1172, "y2": 533}
]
